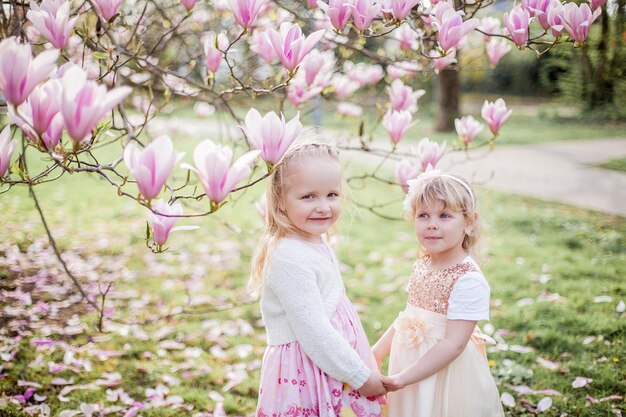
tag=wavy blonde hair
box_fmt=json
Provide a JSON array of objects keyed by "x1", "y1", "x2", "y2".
[
  {"x1": 404, "y1": 174, "x2": 480, "y2": 255},
  {"x1": 248, "y1": 141, "x2": 341, "y2": 295}
]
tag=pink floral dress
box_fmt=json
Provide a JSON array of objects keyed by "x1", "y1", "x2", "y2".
[{"x1": 256, "y1": 294, "x2": 385, "y2": 417}]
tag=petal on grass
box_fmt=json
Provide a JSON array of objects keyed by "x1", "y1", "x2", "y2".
[
  {"x1": 537, "y1": 397, "x2": 552, "y2": 412},
  {"x1": 572, "y1": 376, "x2": 593, "y2": 388},
  {"x1": 501, "y1": 392, "x2": 515, "y2": 407}
]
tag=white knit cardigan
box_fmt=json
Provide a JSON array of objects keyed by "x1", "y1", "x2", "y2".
[{"x1": 260, "y1": 237, "x2": 371, "y2": 389}]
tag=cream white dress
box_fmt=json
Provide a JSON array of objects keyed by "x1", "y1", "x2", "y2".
[{"x1": 387, "y1": 256, "x2": 504, "y2": 417}]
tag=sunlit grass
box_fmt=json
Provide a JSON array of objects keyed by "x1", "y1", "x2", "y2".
[{"x1": 597, "y1": 157, "x2": 626, "y2": 173}]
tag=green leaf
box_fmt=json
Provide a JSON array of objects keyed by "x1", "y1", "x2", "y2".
[{"x1": 92, "y1": 51, "x2": 109, "y2": 60}]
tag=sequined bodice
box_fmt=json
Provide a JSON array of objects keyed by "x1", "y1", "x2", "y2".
[{"x1": 407, "y1": 258, "x2": 477, "y2": 314}]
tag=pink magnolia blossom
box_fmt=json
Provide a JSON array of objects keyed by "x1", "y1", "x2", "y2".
[
  {"x1": 455, "y1": 115, "x2": 483, "y2": 145},
  {"x1": 385, "y1": 0, "x2": 419, "y2": 20},
  {"x1": 547, "y1": 1, "x2": 565, "y2": 37},
  {"x1": 478, "y1": 16, "x2": 501, "y2": 41},
  {"x1": 25, "y1": 25, "x2": 41, "y2": 43},
  {"x1": 268, "y1": 22, "x2": 325, "y2": 72},
  {"x1": 395, "y1": 23, "x2": 420, "y2": 51},
  {"x1": 228, "y1": 0, "x2": 266, "y2": 29},
  {"x1": 522, "y1": 0, "x2": 552, "y2": 29},
  {"x1": 562, "y1": 2, "x2": 600, "y2": 46},
  {"x1": 249, "y1": 31, "x2": 277, "y2": 63},
  {"x1": 318, "y1": 0, "x2": 352, "y2": 31},
  {"x1": 332, "y1": 74, "x2": 360, "y2": 99},
  {"x1": 204, "y1": 32, "x2": 228, "y2": 74},
  {"x1": 0, "y1": 125, "x2": 17, "y2": 178},
  {"x1": 345, "y1": 61, "x2": 384, "y2": 86},
  {"x1": 336, "y1": 102, "x2": 363, "y2": 117},
  {"x1": 504, "y1": 6, "x2": 531, "y2": 48},
  {"x1": 182, "y1": 140, "x2": 260, "y2": 207},
  {"x1": 300, "y1": 49, "x2": 334, "y2": 86},
  {"x1": 23, "y1": 79, "x2": 62, "y2": 136},
  {"x1": 8, "y1": 80, "x2": 65, "y2": 149},
  {"x1": 425, "y1": 1, "x2": 455, "y2": 28},
  {"x1": 60, "y1": 65, "x2": 131, "y2": 143},
  {"x1": 437, "y1": 9, "x2": 479, "y2": 52},
  {"x1": 92, "y1": 0, "x2": 122, "y2": 21},
  {"x1": 387, "y1": 61, "x2": 420, "y2": 80},
  {"x1": 431, "y1": 47, "x2": 456, "y2": 71},
  {"x1": 240, "y1": 108, "x2": 302, "y2": 164},
  {"x1": 481, "y1": 98, "x2": 512, "y2": 136},
  {"x1": 383, "y1": 109, "x2": 413, "y2": 144},
  {"x1": 587, "y1": 0, "x2": 606, "y2": 10},
  {"x1": 181, "y1": 0, "x2": 196, "y2": 10},
  {"x1": 124, "y1": 135, "x2": 184, "y2": 201},
  {"x1": 415, "y1": 137, "x2": 446, "y2": 171},
  {"x1": 388, "y1": 79, "x2": 425, "y2": 113},
  {"x1": 148, "y1": 200, "x2": 197, "y2": 246},
  {"x1": 26, "y1": 0, "x2": 78, "y2": 49},
  {"x1": 287, "y1": 77, "x2": 324, "y2": 106},
  {"x1": 0, "y1": 37, "x2": 59, "y2": 106},
  {"x1": 395, "y1": 159, "x2": 420, "y2": 192},
  {"x1": 346, "y1": 0, "x2": 382, "y2": 31},
  {"x1": 486, "y1": 38, "x2": 511, "y2": 66}
]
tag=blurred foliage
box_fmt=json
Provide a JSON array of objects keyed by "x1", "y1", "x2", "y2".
[{"x1": 462, "y1": 3, "x2": 626, "y2": 121}]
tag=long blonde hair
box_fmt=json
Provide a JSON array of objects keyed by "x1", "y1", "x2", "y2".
[
  {"x1": 404, "y1": 174, "x2": 480, "y2": 255},
  {"x1": 248, "y1": 141, "x2": 341, "y2": 295}
]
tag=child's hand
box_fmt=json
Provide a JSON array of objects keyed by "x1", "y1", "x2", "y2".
[
  {"x1": 358, "y1": 371, "x2": 387, "y2": 397},
  {"x1": 381, "y1": 374, "x2": 406, "y2": 392}
]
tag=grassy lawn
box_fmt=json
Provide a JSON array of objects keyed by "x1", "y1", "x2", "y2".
[
  {"x1": 0, "y1": 135, "x2": 624, "y2": 416},
  {"x1": 597, "y1": 157, "x2": 626, "y2": 173}
]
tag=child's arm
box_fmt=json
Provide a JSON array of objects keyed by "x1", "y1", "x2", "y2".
[
  {"x1": 372, "y1": 324, "x2": 396, "y2": 370},
  {"x1": 383, "y1": 319, "x2": 476, "y2": 391},
  {"x1": 267, "y1": 259, "x2": 383, "y2": 393}
]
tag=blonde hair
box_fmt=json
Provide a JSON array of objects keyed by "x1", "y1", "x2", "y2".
[
  {"x1": 405, "y1": 174, "x2": 479, "y2": 254},
  {"x1": 248, "y1": 141, "x2": 341, "y2": 295}
]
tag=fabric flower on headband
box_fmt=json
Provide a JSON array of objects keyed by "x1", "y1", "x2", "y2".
[
  {"x1": 402, "y1": 165, "x2": 475, "y2": 212},
  {"x1": 403, "y1": 165, "x2": 439, "y2": 212}
]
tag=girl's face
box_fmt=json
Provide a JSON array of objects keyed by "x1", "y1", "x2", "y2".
[
  {"x1": 281, "y1": 157, "x2": 342, "y2": 243},
  {"x1": 414, "y1": 199, "x2": 473, "y2": 259}
]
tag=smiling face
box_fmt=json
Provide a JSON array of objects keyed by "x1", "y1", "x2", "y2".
[
  {"x1": 281, "y1": 157, "x2": 342, "y2": 243},
  {"x1": 414, "y1": 199, "x2": 474, "y2": 263}
]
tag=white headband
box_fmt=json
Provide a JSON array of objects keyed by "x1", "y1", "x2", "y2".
[{"x1": 403, "y1": 166, "x2": 475, "y2": 213}]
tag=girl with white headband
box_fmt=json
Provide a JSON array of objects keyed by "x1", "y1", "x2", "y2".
[{"x1": 375, "y1": 168, "x2": 504, "y2": 417}]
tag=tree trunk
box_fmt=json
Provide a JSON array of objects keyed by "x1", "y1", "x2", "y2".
[
  {"x1": 579, "y1": 47, "x2": 594, "y2": 110},
  {"x1": 435, "y1": 68, "x2": 460, "y2": 132},
  {"x1": 609, "y1": 0, "x2": 625, "y2": 75},
  {"x1": 591, "y1": 7, "x2": 610, "y2": 108}
]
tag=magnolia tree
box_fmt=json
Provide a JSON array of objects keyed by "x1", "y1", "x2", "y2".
[{"x1": 0, "y1": 0, "x2": 605, "y2": 319}]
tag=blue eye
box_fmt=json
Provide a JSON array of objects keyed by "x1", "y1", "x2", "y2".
[
  {"x1": 441, "y1": 213, "x2": 452, "y2": 218},
  {"x1": 302, "y1": 194, "x2": 314, "y2": 200},
  {"x1": 417, "y1": 213, "x2": 428, "y2": 219}
]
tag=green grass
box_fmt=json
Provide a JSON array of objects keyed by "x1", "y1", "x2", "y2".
[
  {"x1": 597, "y1": 157, "x2": 626, "y2": 173},
  {"x1": 0, "y1": 129, "x2": 624, "y2": 416}
]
